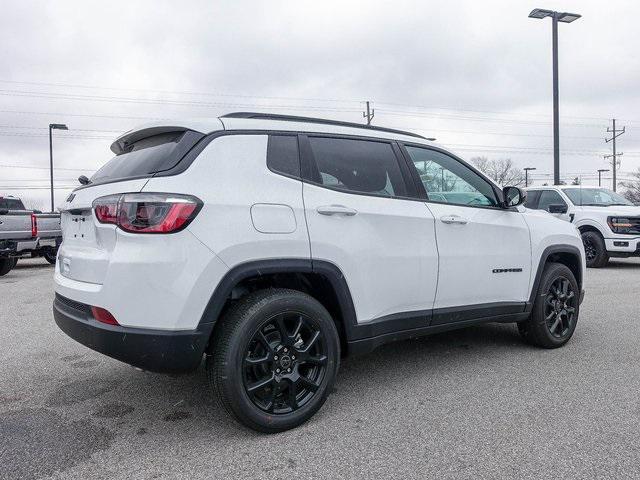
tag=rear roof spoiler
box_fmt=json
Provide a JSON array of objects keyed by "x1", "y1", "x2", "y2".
[{"x1": 110, "y1": 126, "x2": 192, "y2": 155}]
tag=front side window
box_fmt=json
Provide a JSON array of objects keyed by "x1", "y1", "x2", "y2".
[
  {"x1": 562, "y1": 188, "x2": 633, "y2": 207},
  {"x1": 524, "y1": 190, "x2": 541, "y2": 209},
  {"x1": 306, "y1": 137, "x2": 407, "y2": 197},
  {"x1": 537, "y1": 190, "x2": 567, "y2": 211},
  {"x1": 404, "y1": 146, "x2": 498, "y2": 207}
]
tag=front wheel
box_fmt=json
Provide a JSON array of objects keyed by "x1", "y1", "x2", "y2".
[
  {"x1": 207, "y1": 288, "x2": 340, "y2": 433},
  {"x1": 518, "y1": 262, "x2": 580, "y2": 348},
  {"x1": 581, "y1": 231, "x2": 609, "y2": 268}
]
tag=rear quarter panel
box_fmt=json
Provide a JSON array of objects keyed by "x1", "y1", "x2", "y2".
[{"x1": 143, "y1": 133, "x2": 311, "y2": 267}]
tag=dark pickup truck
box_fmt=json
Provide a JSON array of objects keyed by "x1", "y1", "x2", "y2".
[{"x1": 0, "y1": 196, "x2": 62, "y2": 276}]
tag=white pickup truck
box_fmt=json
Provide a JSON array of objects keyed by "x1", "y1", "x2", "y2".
[
  {"x1": 0, "y1": 195, "x2": 62, "y2": 276},
  {"x1": 525, "y1": 186, "x2": 640, "y2": 267}
]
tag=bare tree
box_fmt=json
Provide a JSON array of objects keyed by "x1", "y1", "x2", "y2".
[
  {"x1": 619, "y1": 168, "x2": 640, "y2": 204},
  {"x1": 470, "y1": 157, "x2": 525, "y2": 187}
]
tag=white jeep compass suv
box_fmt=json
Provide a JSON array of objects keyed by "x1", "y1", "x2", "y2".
[{"x1": 54, "y1": 113, "x2": 586, "y2": 432}]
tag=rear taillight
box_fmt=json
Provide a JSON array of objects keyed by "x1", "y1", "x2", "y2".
[
  {"x1": 91, "y1": 306, "x2": 119, "y2": 325},
  {"x1": 93, "y1": 194, "x2": 120, "y2": 224},
  {"x1": 92, "y1": 193, "x2": 201, "y2": 234},
  {"x1": 31, "y1": 213, "x2": 38, "y2": 237}
]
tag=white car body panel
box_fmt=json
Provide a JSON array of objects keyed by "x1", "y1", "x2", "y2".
[
  {"x1": 302, "y1": 182, "x2": 439, "y2": 322},
  {"x1": 426, "y1": 202, "x2": 532, "y2": 308}
]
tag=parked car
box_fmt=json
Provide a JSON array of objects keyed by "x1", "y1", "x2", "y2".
[
  {"x1": 525, "y1": 185, "x2": 640, "y2": 267},
  {"x1": 53, "y1": 113, "x2": 585, "y2": 432},
  {"x1": 0, "y1": 195, "x2": 62, "y2": 276}
]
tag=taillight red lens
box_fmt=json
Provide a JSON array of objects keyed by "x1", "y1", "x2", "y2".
[
  {"x1": 93, "y1": 195, "x2": 120, "y2": 224},
  {"x1": 31, "y1": 213, "x2": 38, "y2": 237},
  {"x1": 91, "y1": 306, "x2": 119, "y2": 325},
  {"x1": 92, "y1": 193, "x2": 201, "y2": 234}
]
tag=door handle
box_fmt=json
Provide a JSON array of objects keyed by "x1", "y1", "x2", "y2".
[
  {"x1": 317, "y1": 205, "x2": 358, "y2": 216},
  {"x1": 440, "y1": 214, "x2": 468, "y2": 225}
]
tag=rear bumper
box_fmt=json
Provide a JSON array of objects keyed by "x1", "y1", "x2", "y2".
[{"x1": 53, "y1": 294, "x2": 211, "y2": 373}]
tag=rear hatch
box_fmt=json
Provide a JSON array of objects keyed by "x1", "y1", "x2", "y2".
[{"x1": 58, "y1": 127, "x2": 204, "y2": 284}]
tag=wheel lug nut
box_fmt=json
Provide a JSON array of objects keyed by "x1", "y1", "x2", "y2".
[
  {"x1": 291, "y1": 355, "x2": 295, "y2": 360},
  {"x1": 274, "y1": 355, "x2": 278, "y2": 360},
  {"x1": 284, "y1": 348, "x2": 288, "y2": 353},
  {"x1": 287, "y1": 368, "x2": 291, "y2": 373},
  {"x1": 276, "y1": 368, "x2": 280, "y2": 373}
]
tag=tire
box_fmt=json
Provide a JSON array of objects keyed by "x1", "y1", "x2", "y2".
[
  {"x1": 581, "y1": 231, "x2": 609, "y2": 268},
  {"x1": 0, "y1": 258, "x2": 14, "y2": 276},
  {"x1": 518, "y1": 262, "x2": 580, "y2": 348},
  {"x1": 11, "y1": 258, "x2": 18, "y2": 267},
  {"x1": 43, "y1": 250, "x2": 57, "y2": 265},
  {"x1": 207, "y1": 288, "x2": 340, "y2": 433}
]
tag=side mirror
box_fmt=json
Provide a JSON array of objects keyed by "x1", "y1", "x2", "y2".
[
  {"x1": 78, "y1": 175, "x2": 90, "y2": 185},
  {"x1": 502, "y1": 186, "x2": 526, "y2": 208},
  {"x1": 548, "y1": 204, "x2": 568, "y2": 214},
  {"x1": 0, "y1": 209, "x2": 8, "y2": 215}
]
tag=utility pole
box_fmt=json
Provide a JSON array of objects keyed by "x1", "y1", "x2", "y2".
[
  {"x1": 524, "y1": 167, "x2": 537, "y2": 187},
  {"x1": 597, "y1": 168, "x2": 609, "y2": 187},
  {"x1": 605, "y1": 118, "x2": 625, "y2": 191},
  {"x1": 362, "y1": 101, "x2": 374, "y2": 125},
  {"x1": 48, "y1": 123, "x2": 68, "y2": 212}
]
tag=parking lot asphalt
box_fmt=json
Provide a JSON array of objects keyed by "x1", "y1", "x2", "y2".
[{"x1": 1, "y1": 258, "x2": 639, "y2": 480}]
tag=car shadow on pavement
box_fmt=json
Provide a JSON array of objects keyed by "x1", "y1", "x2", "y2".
[{"x1": 63, "y1": 321, "x2": 530, "y2": 439}]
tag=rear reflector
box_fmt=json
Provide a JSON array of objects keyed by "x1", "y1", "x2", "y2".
[
  {"x1": 91, "y1": 306, "x2": 119, "y2": 325},
  {"x1": 93, "y1": 193, "x2": 201, "y2": 234}
]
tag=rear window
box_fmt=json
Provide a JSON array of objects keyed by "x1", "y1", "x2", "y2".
[
  {"x1": 0, "y1": 198, "x2": 25, "y2": 210},
  {"x1": 91, "y1": 131, "x2": 201, "y2": 183}
]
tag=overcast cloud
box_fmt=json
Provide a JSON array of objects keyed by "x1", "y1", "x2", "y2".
[{"x1": 1, "y1": 0, "x2": 639, "y2": 209}]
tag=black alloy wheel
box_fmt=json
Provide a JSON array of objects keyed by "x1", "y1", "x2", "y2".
[
  {"x1": 517, "y1": 262, "x2": 580, "y2": 348},
  {"x1": 208, "y1": 288, "x2": 340, "y2": 433},
  {"x1": 583, "y1": 236, "x2": 597, "y2": 263},
  {"x1": 543, "y1": 277, "x2": 577, "y2": 339},
  {"x1": 243, "y1": 312, "x2": 327, "y2": 414}
]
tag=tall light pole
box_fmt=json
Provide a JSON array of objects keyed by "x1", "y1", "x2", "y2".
[
  {"x1": 524, "y1": 167, "x2": 537, "y2": 187},
  {"x1": 49, "y1": 123, "x2": 68, "y2": 212},
  {"x1": 529, "y1": 8, "x2": 581, "y2": 186},
  {"x1": 597, "y1": 168, "x2": 609, "y2": 187}
]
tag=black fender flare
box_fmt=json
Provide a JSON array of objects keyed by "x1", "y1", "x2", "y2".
[
  {"x1": 196, "y1": 258, "x2": 358, "y2": 340},
  {"x1": 527, "y1": 244, "x2": 583, "y2": 310}
]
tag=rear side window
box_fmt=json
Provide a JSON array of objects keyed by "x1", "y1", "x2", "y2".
[
  {"x1": 0, "y1": 198, "x2": 25, "y2": 210},
  {"x1": 91, "y1": 131, "x2": 202, "y2": 183},
  {"x1": 267, "y1": 135, "x2": 300, "y2": 178},
  {"x1": 306, "y1": 137, "x2": 407, "y2": 197}
]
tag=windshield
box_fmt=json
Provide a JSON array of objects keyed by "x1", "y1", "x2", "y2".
[{"x1": 562, "y1": 188, "x2": 633, "y2": 207}]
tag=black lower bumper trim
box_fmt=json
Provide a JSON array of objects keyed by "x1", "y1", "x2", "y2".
[{"x1": 53, "y1": 294, "x2": 210, "y2": 373}]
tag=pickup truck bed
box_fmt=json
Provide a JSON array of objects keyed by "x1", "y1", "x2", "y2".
[{"x1": 0, "y1": 205, "x2": 62, "y2": 276}]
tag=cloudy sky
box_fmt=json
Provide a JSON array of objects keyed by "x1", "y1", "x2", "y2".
[{"x1": 1, "y1": 0, "x2": 639, "y2": 209}]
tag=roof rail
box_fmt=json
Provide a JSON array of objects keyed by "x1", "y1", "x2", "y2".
[{"x1": 221, "y1": 112, "x2": 433, "y2": 141}]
